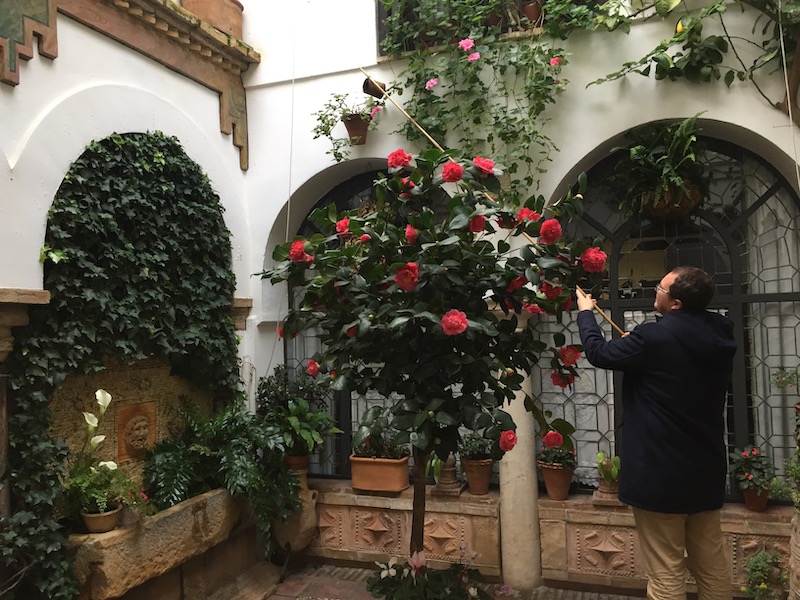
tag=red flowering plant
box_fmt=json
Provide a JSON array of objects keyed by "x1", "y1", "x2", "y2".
[
  {"x1": 730, "y1": 445, "x2": 774, "y2": 493},
  {"x1": 535, "y1": 409, "x2": 577, "y2": 469},
  {"x1": 260, "y1": 147, "x2": 606, "y2": 552}
]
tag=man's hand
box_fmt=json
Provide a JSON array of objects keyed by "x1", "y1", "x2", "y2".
[{"x1": 577, "y1": 292, "x2": 596, "y2": 312}]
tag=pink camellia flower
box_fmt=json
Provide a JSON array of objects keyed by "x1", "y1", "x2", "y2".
[
  {"x1": 442, "y1": 162, "x2": 464, "y2": 182},
  {"x1": 542, "y1": 430, "x2": 563, "y2": 448},
  {"x1": 516, "y1": 207, "x2": 541, "y2": 223},
  {"x1": 499, "y1": 430, "x2": 517, "y2": 452},
  {"x1": 408, "y1": 550, "x2": 426, "y2": 578},
  {"x1": 473, "y1": 156, "x2": 495, "y2": 174},
  {"x1": 550, "y1": 371, "x2": 575, "y2": 388},
  {"x1": 507, "y1": 275, "x2": 527, "y2": 292},
  {"x1": 550, "y1": 56, "x2": 563, "y2": 67},
  {"x1": 370, "y1": 105, "x2": 383, "y2": 118},
  {"x1": 441, "y1": 309, "x2": 469, "y2": 335},
  {"x1": 306, "y1": 359, "x2": 319, "y2": 377},
  {"x1": 289, "y1": 240, "x2": 313, "y2": 263},
  {"x1": 558, "y1": 345, "x2": 582, "y2": 366},
  {"x1": 469, "y1": 215, "x2": 485, "y2": 232},
  {"x1": 359, "y1": 233, "x2": 371, "y2": 243},
  {"x1": 458, "y1": 38, "x2": 475, "y2": 51},
  {"x1": 336, "y1": 217, "x2": 351, "y2": 237},
  {"x1": 425, "y1": 77, "x2": 439, "y2": 90},
  {"x1": 540, "y1": 281, "x2": 562, "y2": 299},
  {"x1": 580, "y1": 247, "x2": 608, "y2": 273},
  {"x1": 395, "y1": 262, "x2": 419, "y2": 292},
  {"x1": 752, "y1": 448, "x2": 759, "y2": 455},
  {"x1": 467, "y1": 52, "x2": 481, "y2": 62},
  {"x1": 522, "y1": 302, "x2": 543, "y2": 314},
  {"x1": 539, "y1": 218, "x2": 562, "y2": 245},
  {"x1": 747, "y1": 473, "x2": 754, "y2": 480},
  {"x1": 405, "y1": 224, "x2": 419, "y2": 244},
  {"x1": 742, "y1": 451, "x2": 749, "y2": 457},
  {"x1": 387, "y1": 148, "x2": 412, "y2": 169}
]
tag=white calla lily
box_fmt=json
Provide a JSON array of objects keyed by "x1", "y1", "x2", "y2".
[
  {"x1": 98, "y1": 461, "x2": 118, "y2": 470},
  {"x1": 83, "y1": 412, "x2": 98, "y2": 430},
  {"x1": 90, "y1": 435, "x2": 106, "y2": 449},
  {"x1": 95, "y1": 389, "x2": 112, "y2": 414}
]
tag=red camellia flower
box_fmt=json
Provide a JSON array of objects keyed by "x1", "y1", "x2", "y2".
[
  {"x1": 336, "y1": 217, "x2": 351, "y2": 237},
  {"x1": 522, "y1": 302, "x2": 543, "y2": 314},
  {"x1": 346, "y1": 326, "x2": 357, "y2": 338},
  {"x1": 516, "y1": 207, "x2": 541, "y2": 223},
  {"x1": 542, "y1": 430, "x2": 563, "y2": 448},
  {"x1": 507, "y1": 275, "x2": 527, "y2": 292},
  {"x1": 360, "y1": 233, "x2": 371, "y2": 243},
  {"x1": 550, "y1": 371, "x2": 574, "y2": 388},
  {"x1": 752, "y1": 448, "x2": 759, "y2": 455},
  {"x1": 395, "y1": 262, "x2": 420, "y2": 292},
  {"x1": 580, "y1": 247, "x2": 608, "y2": 273},
  {"x1": 558, "y1": 345, "x2": 582, "y2": 366},
  {"x1": 289, "y1": 240, "x2": 313, "y2": 263},
  {"x1": 469, "y1": 215, "x2": 485, "y2": 232},
  {"x1": 441, "y1": 309, "x2": 468, "y2": 335},
  {"x1": 473, "y1": 156, "x2": 495, "y2": 175},
  {"x1": 442, "y1": 162, "x2": 464, "y2": 182},
  {"x1": 306, "y1": 359, "x2": 319, "y2": 377},
  {"x1": 562, "y1": 297, "x2": 573, "y2": 312},
  {"x1": 539, "y1": 218, "x2": 562, "y2": 245},
  {"x1": 499, "y1": 430, "x2": 517, "y2": 452},
  {"x1": 540, "y1": 281, "x2": 562, "y2": 299},
  {"x1": 405, "y1": 224, "x2": 419, "y2": 244},
  {"x1": 277, "y1": 327, "x2": 284, "y2": 339},
  {"x1": 400, "y1": 177, "x2": 416, "y2": 198},
  {"x1": 388, "y1": 148, "x2": 412, "y2": 169}
]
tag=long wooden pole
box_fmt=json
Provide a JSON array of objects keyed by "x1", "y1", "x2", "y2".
[{"x1": 575, "y1": 285, "x2": 625, "y2": 335}]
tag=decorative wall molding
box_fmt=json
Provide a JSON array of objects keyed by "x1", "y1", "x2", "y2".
[{"x1": 1, "y1": 0, "x2": 260, "y2": 170}]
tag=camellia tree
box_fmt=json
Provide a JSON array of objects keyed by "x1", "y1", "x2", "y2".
[{"x1": 261, "y1": 146, "x2": 608, "y2": 555}]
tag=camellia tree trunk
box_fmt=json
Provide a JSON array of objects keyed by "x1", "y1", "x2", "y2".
[{"x1": 410, "y1": 448, "x2": 431, "y2": 554}]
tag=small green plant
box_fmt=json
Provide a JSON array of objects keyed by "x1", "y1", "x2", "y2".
[
  {"x1": 352, "y1": 405, "x2": 410, "y2": 459},
  {"x1": 741, "y1": 550, "x2": 788, "y2": 600},
  {"x1": 730, "y1": 445, "x2": 773, "y2": 492},
  {"x1": 312, "y1": 93, "x2": 383, "y2": 162},
  {"x1": 596, "y1": 450, "x2": 620, "y2": 485},
  {"x1": 771, "y1": 367, "x2": 799, "y2": 391},
  {"x1": 256, "y1": 364, "x2": 342, "y2": 456},
  {"x1": 459, "y1": 432, "x2": 492, "y2": 460}
]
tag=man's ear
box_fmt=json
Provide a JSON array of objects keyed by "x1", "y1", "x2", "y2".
[{"x1": 671, "y1": 298, "x2": 683, "y2": 311}]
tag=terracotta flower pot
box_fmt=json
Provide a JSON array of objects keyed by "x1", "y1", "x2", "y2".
[
  {"x1": 538, "y1": 461, "x2": 574, "y2": 500},
  {"x1": 743, "y1": 487, "x2": 770, "y2": 512},
  {"x1": 81, "y1": 503, "x2": 123, "y2": 533},
  {"x1": 350, "y1": 454, "x2": 410, "y2": 493},
  {"x1": 644, "y1": 181, "x2": 702, "y2": 219},
  {"x1": 342, "y1": 115, "x2": 370, "y2": 146},
  {"x1": 284, "y1": 454, "x2": 310, "y2": 471},
  {"x1": 520, "y1": 1, "x2": 542, "y2": 27},
  {"x1": 461, "y1": 458, "x2": 494, "y2": 495}
]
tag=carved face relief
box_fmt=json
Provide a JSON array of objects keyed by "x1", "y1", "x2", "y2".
[{"x1": 124, "y1": 415, "x2": 150, "y2": 451}]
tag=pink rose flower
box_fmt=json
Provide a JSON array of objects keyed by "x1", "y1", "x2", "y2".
[
  {"x1": 538, "y1": 218, "x2": 562, "y2": 245},
  {"x1": 580, "y1": 247, "x2": 608, "y2": 273},
  {"x1": 550, "y1": 56, "x2": 563, "y2": 67},
  {"x1": 467, "y1": 52, "x2": 481, "y2": 62},
  {"x1": 499, "y1": 430, "x2": 517, "y2": 452},
  {"x1": 360, "y1": 233, "x2": 371, "y2": 243},
  {"x1": 550, "y1": 371, "x2": 574, "y2": 388},
  {"x1": 442, "y1": 162, "x2": 464, "y2": 182},
  {"x1": 441, "y1": 309, "x2": 468, "y2": 335},
  {"x1": 540, "y1": 281, "x2": 562, "y2": 299},
  {"x1": 336, "y1": 217, "x2": 351, "y2": 237},
  {"x1": 388, "y1": 148, "x2": 412, "y2": 169},
  {"x1": 405, "y1": 224, "x2": 419, "y2": 244},
  {"x1": 289, "y1": 240, "x2": 313, "y2": 263},
  {"x1": 425, "y1": 78, "x2": 439, "y2": 90},
  {"x1": 306, "y1": 359, "x2": 319, "y2": 377},
  {"x1": 558, "y1": 345, "x2": 582, "y2": 366},
  {"x1": 473, "y1": 156, "x2": 495, "y2": 174},
  {"x1": 469, "y1": 215, "x2": 485, "y2": 232},
  {"x1": 395, "y1": 262, "x2": 420, "y2": 292},
  {"x1": 458, "y1": 38, "x2": 475, "y2": 51},
  {"x1": 516, "y1": 207, "x2": 541, "y2": 223},
  {"x1": 542, "y1": 430, "x2": 563, "y2": 448}
]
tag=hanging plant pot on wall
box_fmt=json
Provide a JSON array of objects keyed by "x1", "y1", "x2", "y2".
[
  {"x1": 644, "y1": 181, "x2": 703, "y2": 219},
  {"x1": 342, "y1": 114, "x2": 370, "y2": 146}
]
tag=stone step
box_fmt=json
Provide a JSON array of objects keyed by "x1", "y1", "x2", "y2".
[{"x1": 207, "y1": 561, "x2": 282, "y2": 600}]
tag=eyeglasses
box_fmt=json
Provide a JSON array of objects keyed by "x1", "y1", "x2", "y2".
[{"x1": 655, "y1": 285, "x2": 670, "y2": 296}]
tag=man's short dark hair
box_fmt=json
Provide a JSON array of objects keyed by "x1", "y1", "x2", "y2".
[{"x1": 669, "y1": 266, "x2": 715, "y2": 310}]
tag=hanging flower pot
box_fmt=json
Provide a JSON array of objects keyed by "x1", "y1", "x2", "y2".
[
  {"x1": 520, "y1": 1, "x2": 542, "y2": 27},
  {"x1": 81, "y1": 503, "x2": 123, "y2": 534},
  {"x1": 644, "y1": 181, "x2": 703, "y2": 219},
  {"x1": 342, "y1": 114, "x2": 370, "y2": 146}
]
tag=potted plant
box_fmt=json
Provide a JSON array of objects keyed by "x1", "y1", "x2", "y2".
[
  {"x1": 458, "y1": 431, "x2": 494, "y2": 495},
  {"x1": 256, "y1": 364, "x2": 342, "y2": 471},
  {"x1": 535, "y1": 412, "x2": 577, "y2": 501},
  {"x1": 312, "y1": 93, "x2": 383, "y2": 162},
  {"x1": 63, "y1": 389, "x2": 146, "y2": 533},
  {"x1": 592, "y1": 449, "x2": 622, "y2": 506},
  {"x1": 606, "y1": 112, "x2": 709, "y2": 219},
  {"x1": 351, "y1": 405, "x2": 411, "y2": 493},
  {"x1": 741, "y1": 550, "x2": 788, "y2": 600},
  {"x1": 730, "y1": 445, "x2": 774, "y2": 512}
]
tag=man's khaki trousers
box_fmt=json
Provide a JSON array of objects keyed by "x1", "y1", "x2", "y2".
[{"x1": 632, "y1": 507, "x2": 731, "y2": 600}]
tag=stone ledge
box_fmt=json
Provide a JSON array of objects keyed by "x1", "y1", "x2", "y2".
[
  {"x1": 69, "y1": 489, "x2": 250, "y2": 600},
  {"x1": 0, "y1": 288, "x2": 50, "y2": 305}
]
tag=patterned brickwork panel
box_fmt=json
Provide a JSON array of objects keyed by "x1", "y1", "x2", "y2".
[
  {"x1": 0, "y1": 0, "x2": 57, "y2": 85},
  {"x1": 423, "y1": 514, "x2": 466, "y2": 560},
  {"x1": 570, "y1": 525, "x2": 643, "y2": 579},
  {"x1": 355, "y1": 507, "x2": 406, "y2": 553}
]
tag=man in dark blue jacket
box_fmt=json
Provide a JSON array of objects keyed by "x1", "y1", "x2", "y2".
[{"x1": 577, "y1": 266, "x2": 736, "y2": 600}]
